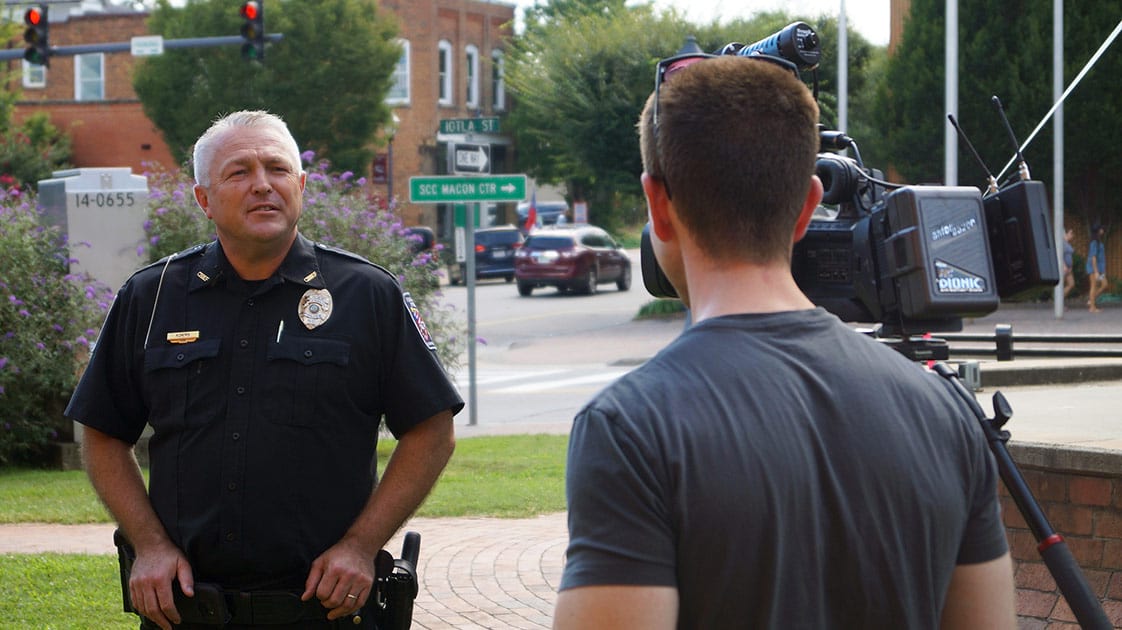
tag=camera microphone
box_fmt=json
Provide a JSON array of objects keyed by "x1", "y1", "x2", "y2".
[
  {"x1": 737, "y1": 21, "x2": 821, "y2": 71},
  {"x1": 992, "y1": 96, "x2": 1032, "y2": 181},
  {"x1": 947, "y1": 114, "x2": 999, "y2": 195}
]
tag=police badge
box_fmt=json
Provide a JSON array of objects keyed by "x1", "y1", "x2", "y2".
[{"x1": 298, "y1": 288, "x2": 333, "y2": 330}]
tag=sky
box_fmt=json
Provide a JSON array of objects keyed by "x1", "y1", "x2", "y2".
[{"x1": 508, "y1": 0, "x2": 891, "y2": 46}]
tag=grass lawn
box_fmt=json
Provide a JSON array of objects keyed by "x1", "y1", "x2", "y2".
[{"x1": 0, "y1": 433, "x2": 569, "y2": 628}]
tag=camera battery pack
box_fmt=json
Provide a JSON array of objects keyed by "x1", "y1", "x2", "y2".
[{"x1": 881, "y1": 186, "x2": 999, "y2": 319}]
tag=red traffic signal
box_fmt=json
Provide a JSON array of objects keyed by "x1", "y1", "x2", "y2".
[
  {"x1": 23, "y1": 5, "x2": 50, "y2": 67},
  {"x1": 24, "y1": 6, "x2": 45, "y2": 27},
  {"x1": 239, "y1": 1, "x2": 265, "y2": 61},
  {"x1": 239, "y1": 1, "x2": 259, "y2": 21}
]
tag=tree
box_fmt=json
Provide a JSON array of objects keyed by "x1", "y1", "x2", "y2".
[
  {"x1": 876, "y1": 0, "x2": 1121, "y2": 228},
  {"x1": 133, "y1": 0, "x2": 400, "y2": 176}
]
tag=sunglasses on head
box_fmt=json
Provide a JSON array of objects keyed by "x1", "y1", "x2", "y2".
[{"x1": 650, "y1": 51, "x2": 801, "y2": 199}]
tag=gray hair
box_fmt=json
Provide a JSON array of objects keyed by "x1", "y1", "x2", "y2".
[{"x1": 192, "y1": 111, "x2": 303, "y2": 187}]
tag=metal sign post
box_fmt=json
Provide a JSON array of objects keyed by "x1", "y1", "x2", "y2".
[{"x1": 409, "y1": 174, "x2": 528, "y2": 426}]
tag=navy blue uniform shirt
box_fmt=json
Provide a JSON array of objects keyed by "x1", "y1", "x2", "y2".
[{"x1": 66, "y1": 234, "x2": 463, "y2": 590}]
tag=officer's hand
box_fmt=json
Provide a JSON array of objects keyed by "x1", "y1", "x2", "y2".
[
  {"x1": 301, "y1": 536, "x2": 376, "y2": 621},
  {"x1": 130, "y1": 541, "x2": 194, "y2": 630}
]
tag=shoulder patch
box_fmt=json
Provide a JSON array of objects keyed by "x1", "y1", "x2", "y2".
[{"x1": 403, "y1": 292, "x2": 437, "y2": 351}]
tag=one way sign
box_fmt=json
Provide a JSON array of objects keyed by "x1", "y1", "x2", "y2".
[{"x1": 453, "y1": 143, "x2": 491, "y2": 174}]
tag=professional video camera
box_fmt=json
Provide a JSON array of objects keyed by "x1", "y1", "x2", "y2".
[{"x1": 641, "y1": 23, "x2": 1060, "y2": 338}]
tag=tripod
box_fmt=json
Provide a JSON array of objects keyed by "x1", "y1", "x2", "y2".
[{"x1": 932, "y1": 362, "x2": 1111, "y2": 629}]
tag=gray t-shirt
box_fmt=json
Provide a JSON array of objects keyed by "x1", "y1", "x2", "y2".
[{"x1": 561, "y1": 308, "x2": 1006, "y2": 629}]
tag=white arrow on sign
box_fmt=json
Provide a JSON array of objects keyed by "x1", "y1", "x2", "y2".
[
  {"x1": 501, "y1": 183, "x2": 516, "y2": 193},
  {"x1": 454, "y1": 143, "x2": 490, "y2": 173}
]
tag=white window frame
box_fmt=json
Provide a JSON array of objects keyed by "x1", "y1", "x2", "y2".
[
  {"x1": 387, "y1": 39, "x2": 410, "y2": 105},
  {"x1": 465, "y1": 45, "x2": 480, "y2": 109},
  {"x1": 22, "y1": 60, "x2": 46, "y2": 89},
  {"x1": 491, "y1": 49, "x2": 506, "y2": 111},
  {"x1": 438, "y1": 40, "x2": 454, "y2": 106},
  {"x1": 75, "y1": 53, "x2": 105, "y2": 101}
]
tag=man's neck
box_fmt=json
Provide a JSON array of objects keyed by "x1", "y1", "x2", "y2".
[
  {"x1": 680, "y1": 254, "x2": 815, "y2": 324},
  {"x1": 220, "y1": 233, "x2": 297, "y2": 281}
]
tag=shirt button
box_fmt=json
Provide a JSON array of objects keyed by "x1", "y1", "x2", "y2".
[
  {"x1": 227, "y1": 482, "x2": 237, "y2": 491},
  {"x1": 176, "y1": 353, "x2": 185, "y2": 361},
  {"x1": 236, "y1": 386, "x2": 246, "y2": 395},
  {"x1": 232, "y1": 432, "x2": 240, "y2": 440},
  {"x1": 304, "y1": 349, "x2": 313, "y2": 358},
  {"x1": 239, "y1": 339, "x2": 249, "y2": 348},
  {"x1": 247, "y1": 299, "x2": 255, "y2": 307},
  {"x1": 226, "y1": 533, "x2": 236, "y2": 542}
]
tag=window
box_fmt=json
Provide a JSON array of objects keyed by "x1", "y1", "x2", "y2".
[
  {"x1": 438, "y1": 40, "x2": 453, "y2": 106},
  {"x1": 22, "y1": 60, "x2": 46, "y2": 89},
  {"x1": 387, "y1": 39, "x2": 410, "y2": 105},
  {"x1": 491, "y1": 49, "x2": 505, "y2": 111},
  {"x1": 75, "y1": 53, "x2": 104, "y2": 101},
  {"x1": 465, "y1": 45, "x2": 480, "y2": 109}
]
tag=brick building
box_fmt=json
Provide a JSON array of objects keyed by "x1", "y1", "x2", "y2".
[{"x1": 6, "y1": 0, "x2": 516, "y2": 229}]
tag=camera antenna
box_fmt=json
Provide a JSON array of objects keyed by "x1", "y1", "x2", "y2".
[
  {"x1": 992, "y1": 96, "x2": 1031, "y2": 181},
  {"x1": 947, "y1": 114, "x2": 999, "y2": 195}
]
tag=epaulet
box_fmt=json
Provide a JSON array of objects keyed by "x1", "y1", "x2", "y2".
[
  {"x1": 131, "y1": 243, "x2": 209, "y2": 275},
  {"x1": 314, "y1": 241, "x2": 376, "y2": 266},
  {"x1": 313, "y1": 242, "x2": 398, "y2": 282}
]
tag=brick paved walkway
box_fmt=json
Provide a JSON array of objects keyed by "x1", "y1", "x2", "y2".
[{"x1": 0, "y1": 513, "x2": 568, "y2": 630}]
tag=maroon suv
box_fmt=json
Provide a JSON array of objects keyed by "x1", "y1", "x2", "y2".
[{"x1": 514, "y1": 225, "x2": 632, "y2": 296}]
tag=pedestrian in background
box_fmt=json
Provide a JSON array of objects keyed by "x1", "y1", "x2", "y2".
[
  {"x1": 67, "y1": 110, "x2": 462, "y2": 630},
  {"x1": 1063, "y1": 227, "x2": 1076, "y2": 304},
  {"x1": 553, "y1": 53, "x2": 1014, "y2": 629},
  {"x1": 1088, "y1": 224, "x2": 1108, "y2": 313}
]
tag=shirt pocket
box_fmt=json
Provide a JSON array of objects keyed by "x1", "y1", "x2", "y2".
[
  {"x1": 263, "y1": 336, "x2": 351, "y2": 427},
  {"x1": 143, "y1": 339, "x2": 222, "y2": 430}
]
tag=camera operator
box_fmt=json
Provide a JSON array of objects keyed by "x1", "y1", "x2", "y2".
[{"x1": 553, "y1": 54, "x2": 1014, "y2": 629}]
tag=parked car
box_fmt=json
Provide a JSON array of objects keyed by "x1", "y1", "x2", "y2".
[
  {"x1": 514, "y1": 225, "x2": 632, "y2": 296},
  {"x1": 448, "y1": 225, "x2": 524, "y2": 284},
  {"x1": 516, "y1": 200, "x2": 570, "y2": 229}
]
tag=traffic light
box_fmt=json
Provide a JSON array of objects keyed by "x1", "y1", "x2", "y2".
[
  {"x1": 23, "y1": 5, "x2": 50, "y2": 67},
  {"x1": 239, "y1": 1, "x2": 265, "y2": 61}
]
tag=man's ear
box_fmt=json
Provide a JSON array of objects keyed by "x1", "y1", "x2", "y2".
[
  {"x1": 641, "y1": 172, "x2": 675, "y2": 242},
  {"x1": 793, "y1": 175, "x2": 824, "y2": 243},
  {"x1": 193, "y1": 184, "x2": 213, "y2": 219}
]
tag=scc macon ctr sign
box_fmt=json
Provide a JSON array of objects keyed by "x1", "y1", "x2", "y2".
[{"x1": 409, "y1": 174, "x2": 527, "y2": 204}]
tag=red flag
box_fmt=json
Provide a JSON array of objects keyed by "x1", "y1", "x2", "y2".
[{"x1": 524, "y1": 188, "x2": 538, "y2": 232}]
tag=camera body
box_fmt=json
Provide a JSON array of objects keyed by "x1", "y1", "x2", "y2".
[{"x1": 641, "y1": 26, "x2": 1060, "y2": 337}]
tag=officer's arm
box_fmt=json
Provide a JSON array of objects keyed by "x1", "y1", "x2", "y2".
[
  {"x1": 83, "y1": 426, "x2": 193, "y2": 630},
  {"x1": 939, "y1": 552, "x2": 1016, "y2": 630},
  {"x1": 554, "y1": 585, "x2": 678, "y2": 630},
  {"x1": 302, "y1": 410, "x2": 455, "y2": 619}
]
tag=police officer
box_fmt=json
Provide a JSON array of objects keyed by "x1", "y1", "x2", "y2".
[{"x1": 67, "y1": 111, "x2": 463, "y2": 629}]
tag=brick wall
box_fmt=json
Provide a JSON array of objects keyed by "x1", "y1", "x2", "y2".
[{"x1": 1006, "y1": 442, "x2": 1122, "y2": 627}]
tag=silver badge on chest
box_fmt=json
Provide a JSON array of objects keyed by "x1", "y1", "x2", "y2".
[{"x1": 298, "y1": 288, "x2": 333, "y2": 330}]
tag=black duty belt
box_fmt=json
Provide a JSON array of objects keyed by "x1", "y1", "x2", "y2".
[{"x1": 173, "y1": 583, "x2": 335, "y2": 626}]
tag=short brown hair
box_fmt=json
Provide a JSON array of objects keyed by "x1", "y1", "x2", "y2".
[{"x1": 639, "y1": 55, "x2": 819, "y2": 263}]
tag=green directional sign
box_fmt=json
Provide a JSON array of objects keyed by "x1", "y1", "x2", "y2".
[
  {"x1": 409, "y1": 175, "x2": 527, "y2": 204},
  {"x1": 439, "y1": 117, "x2": 500, "y2": 135}
]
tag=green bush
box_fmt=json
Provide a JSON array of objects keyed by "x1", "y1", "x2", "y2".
[
  {"x1": 140, "y1": 154, "x2": 465, "y2": 370},
  {"x1": 0, "y1": 189, "x2": 114, "y2": 465},
  {"x1": 0, "y1": 112, "x2": 72, "y2": 190}
]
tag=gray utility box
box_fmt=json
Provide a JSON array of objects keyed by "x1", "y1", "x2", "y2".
[{"x1": 39, "y1": 168, "x2": 150, "y2": 292}]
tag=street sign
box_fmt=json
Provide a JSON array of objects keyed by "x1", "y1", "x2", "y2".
[
  {"x1": 130, "y1": 35, "x2": 164, "y2": 56},
  {"x1": 439, "y1": 117, "x2": 500, "y2": 135},
  {"x1": 409, "y1": 175, "x2": 527, "y2": 204},
  {"x1": 453, "y1": 143, "x2": 490, "y2": 174}
]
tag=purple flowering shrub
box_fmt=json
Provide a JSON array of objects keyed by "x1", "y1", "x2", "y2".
[
  {"x1": 140, "y1": 155, "x2": 464, "y2": 370},
  {"x1": 0, "y1": 189, "x2": 115, "y2": 465}
]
